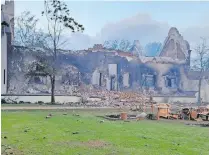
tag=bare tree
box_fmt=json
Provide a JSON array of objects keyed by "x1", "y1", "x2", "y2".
[
  {"x1": 103, "y1": 40, "x2": 131, "y2": 51},
  {"x1": 192, "y1": 38, "x2": 209, "y2": 106},
  {"x1": 41, "y1": 0, "x2": 84, "y2": 103},
  {"x1": 9, "y1": 11, "x2": 48, "y2": 93},
  {"x1": 14, "y1": 11, "x2": 48, "y2": 47}
]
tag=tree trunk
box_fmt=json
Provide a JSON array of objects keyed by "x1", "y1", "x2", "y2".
[
  {"x1": 197, "y1": 78, "x2": 202, "y2": 107},
  {"x1": 50, "y1": 75, "x2": 55, "y2": 104}
]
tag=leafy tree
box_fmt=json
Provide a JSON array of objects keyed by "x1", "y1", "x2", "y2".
[
  {"x1": 1, "y1": 21, "x2": 9, "y2": 27},
  {"x1": 41, "y1": 0, "x2": 84, "y2": 103},
  {"x1": 103, "y1": 39, "x2": 131, "y2": 51}
]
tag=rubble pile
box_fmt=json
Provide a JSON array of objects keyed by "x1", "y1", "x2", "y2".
[{"x1": 77, "y1": 86, "x2": 149, "y2": 108}]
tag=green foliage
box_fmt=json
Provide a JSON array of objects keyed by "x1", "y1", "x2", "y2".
[
  {"x1": 26, "y1": 55, "x2": 53, "y2": 78},
  {"x1": 1, "y1": 21, "x2": 9, "y2": 27},
  {"x1": 40, "y1": 0, "x2": 85, "y2": 103},
  {"x1": 1, "y1": 99, "x2": 7, "y2": 104},
  {"x1": 42, "y1": 0, "x2": 84, "y2": 32},
  {"x1": 103, "y1": 40, "x2": 132, "y2": 51}
]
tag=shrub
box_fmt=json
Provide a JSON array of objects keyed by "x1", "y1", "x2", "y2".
[
  {"x1": 25, "y1": 101, "x2": 31, "y2": 104},
  {"x1": 13, "y1": 101, "x2": 18, "y2": 104},
  {"x1": 1, "y1": 99, "x2": 7, "y2": 104},
  {"x1": 38, "y1": 101, "x2": 44, "y2": 105},
  {"x1": 19, "y1": 101, "x2": 24, "y2": 104}
]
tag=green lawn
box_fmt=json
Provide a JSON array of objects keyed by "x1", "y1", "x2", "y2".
[{"x1": 1, "y1": 110, "x2": 209, "y2": 155}]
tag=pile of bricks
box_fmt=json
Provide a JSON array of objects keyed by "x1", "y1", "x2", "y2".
[{"x1": 77, "y1": 87, "x2": 150, "y2": 108}]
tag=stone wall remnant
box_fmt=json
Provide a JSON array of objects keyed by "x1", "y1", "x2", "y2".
[{"x1": 159, "y1": 27, "x2": 190, "y2": 60}]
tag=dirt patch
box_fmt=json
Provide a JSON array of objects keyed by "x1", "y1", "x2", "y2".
[
  {"x1": 53, "y1": 140, "x2": 109, "y2": 148},
  {"x1": 185, "y1": 123, "x2": 209, "y2": 127},
  {"x1": 1, "y1": 145, "x2": 24, "y2": 155},
  {"x1": 82, "y1": 140, "x2": 109, "y2": 148}
]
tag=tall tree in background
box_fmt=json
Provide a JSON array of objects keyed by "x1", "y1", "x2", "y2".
[
  {"x1": 8, "y1": 11, "x2": 48, "y2": 93},
  {"x1": 111, "y1": 40, "x2": 119, "y2": 49},
  {"x1": 103, "y1": 40, "x2": 143, "y2": 57},
  {"x1": 14, "y1": 11, "x2": 48, "y2": 47},
  {"x1": 192, "y1": 38, "x2": 209, "y2": 106},
  {"x1": 103, "y1": 40, "x2": 132, "y2": 51},
  {"x1": 119, "y1": 40, "x2": 131, "y2": 51},
  {"x1": 41, "y1": 0, "x2": 84, "y2": 103},
  {"x1": 128, "y1": 40, "x2": 143, "y2": 57}
]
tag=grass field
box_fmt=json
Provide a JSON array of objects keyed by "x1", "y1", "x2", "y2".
[{"x1": 1, "y1": 110, "x2": 209, "y2": 155}]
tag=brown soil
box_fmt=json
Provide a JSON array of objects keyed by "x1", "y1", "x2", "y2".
[
  {"x1": 82, "y1": 140, "x2": 109, "y2": 148},
  {"x1": 53, "y1": 140, "x2": 109, "y2": 148},
  {"x1": 1, "y1": 145, "x2": 24, "y2": 155}
]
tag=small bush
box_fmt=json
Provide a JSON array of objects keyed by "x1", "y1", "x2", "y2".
[
  {"x1": 19, "y1": 101, "x2": 24, "y2": 104},
  {"x1": 38, "y1": 101, "x2": 44, "y2": 105},
  {"x1": 147, "y1": 114, "x2": 157, "y2": 120},
  {"x1": 1, "y1": 99, "x2": 7, "y2": 104},
  {"x1": 13, "y1": 101, "x2": 18, "y2": 104},
  {"x1": 25, "y1": 101, "x2": 31, "y2": 104}
]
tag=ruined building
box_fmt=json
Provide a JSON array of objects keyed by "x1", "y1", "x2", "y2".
[
  {"x1": 90, "y1": 27, "x2": 209, "y2": 102},
  {"x1": 4, "y1": 18, "x2": 209, "y2": 102}
]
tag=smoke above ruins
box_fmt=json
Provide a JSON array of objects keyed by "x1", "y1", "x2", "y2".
[{"x1": 13, "y1": 1, "x2": 209, "y2": 51}]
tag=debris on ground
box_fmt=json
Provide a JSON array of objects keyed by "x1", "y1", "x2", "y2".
[
  {"x1": 185, "y1": 122, "x2": 209, "y2": 127},
  {"x1": 195, "y1": 117, "x2": 203, "y2": 122},
  {"x1": 146, "y1": 114, "x2": 157, "y2": 120},
  {"x1": 46, "y1": 116, "x2": 51, "y2": 119},
  {"x1": 136, "y1": 112, "x2": 147, "y2": 118},
  {"x1": 201, "y1": 123, "x2": 209, "y2": 127}
]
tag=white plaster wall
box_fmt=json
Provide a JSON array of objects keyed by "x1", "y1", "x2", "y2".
[
  {"x1": 2, "y1": 1, "x2": 14, "y2": 17},
  {"x1": 2, "y1": 1, "x2": 14, "y2": 38},
  {"x1": 123, "y1": 73, "x2": 130, "y2": 87},
  {"x1": 179, "y1": 68, "x2": 198, "y2": 91},
  {"x1": 106, "y1": 78, "x2": 111, "y2": 91},
  {"x1": 1, "y1": 34, "x2": 7, "y2": 94},
  {"x1": 180, "y1": 68, "x2": 209, "y2": 103},
  {"x1": 92, "y1": 70, "x2": 100, "y2": 85},
  {"x1": 108, "y1": 64, "x2": 117, "y2": 76},
  {"x1": 200, "y1": 80, "x2": 209, "y2": 103},
  {"x1": 1, "y1": 95, "x2": 82, "y2": 104}
]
